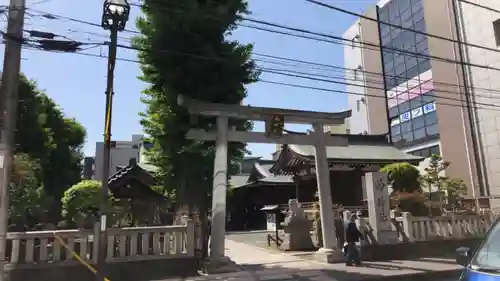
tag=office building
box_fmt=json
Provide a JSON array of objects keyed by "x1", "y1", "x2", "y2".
[{"x1": 344, "y1": 0, "x2": 493, "y2": 200}]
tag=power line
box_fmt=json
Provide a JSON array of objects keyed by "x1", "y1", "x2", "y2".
[
  {"x1": 12, "y1": 5, "x2": 500, "y2": 106},
  {"x1": 111, "y1": 40, "x2": 500, "y2": 105},
  {"x1": 241, "y1": 16, "x2": 500, "y2": 72},
  {"x1": 23, "y1": 29, "x2": 500, "y2": 105},
  {"x1": 9, "y1": 11, "x2": 500, "y2": 107},
  {"x1": 305, "y1": 0, "x2": 500, "y2": 55},
  {"x1": 127, "y1": 0, "x2": 500, "y2": 73},
  {"x1": 22, "y1": 3, "x2": 479, "y2": 77},
  {"x1": 19, "y1": 43, "x2": 500, "y2": 114},
  {"x1": 13, "y1": 22, "x2": 500, "y2": 104},
  {"x1": 23, "y1": 5, "x2": 500, "y2": 92},
  {"x1": 259, "y1": 67, "x2": 500, "y2": 106},
  {"x1": 67, "y1": 24, "x2": 500, "y2": 99},
  {"x1": 251, "y1": 53, "x2": 500, "y2": 97},
  {"x1": 9, "y1": 4, "x2": 500, "y2": 77},
  {"x1": 43, "y1": 23, "x2": 500, "y2": 100},
  {"x1": 259, "y1": 67, "x2": 500, "y2": 107}
]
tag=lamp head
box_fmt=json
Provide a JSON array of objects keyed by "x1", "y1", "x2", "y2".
[{"x1": 102, "y1": 0, "x2": 130, "y2": 31}]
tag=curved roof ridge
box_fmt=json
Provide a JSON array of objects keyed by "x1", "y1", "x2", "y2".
[{"x1": 254, "y1": 162, "x2": 271, "y2": 178}]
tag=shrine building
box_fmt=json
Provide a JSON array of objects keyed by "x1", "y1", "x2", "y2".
[{"x1": 228, "y1": 133, "x2": 423, "y2": 230}]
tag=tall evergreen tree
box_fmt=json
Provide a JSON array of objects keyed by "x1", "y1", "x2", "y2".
[
  {"x1": 134, "y1": 0, "x2": 259, "y2": 255},
  {"x1": 15, "y1": 75, "x2": 86, "y2": 219}
]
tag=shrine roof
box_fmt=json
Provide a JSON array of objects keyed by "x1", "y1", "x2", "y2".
[
  {"x1": 108, "y1": 159, "x2": 165, "y2": 200},
  {"x1": 270, "y1": 133, "x2": 423, "y2": 174},
  {"x1": 229, "y1": 161, "x2": 293, "y2": 189}
]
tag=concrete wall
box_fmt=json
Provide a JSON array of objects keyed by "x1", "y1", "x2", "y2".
[
  {"x1": 457, "y1": 0, "x2": 500, "y2": 202},
  {"x1": 8, "y1": 257, "x2": 198, "y2": 281}
]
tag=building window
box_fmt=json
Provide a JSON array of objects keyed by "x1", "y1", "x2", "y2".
[
  {"x1": 381, "y1": 0, "x2": 436, "y2": 148},
  {"x1": 494, "y1": 19, "x2": 500, "y2": 46},
  {"x1": 389, "y1": 99, "x2": 439, "y2": 146},
  {"x1": 408, "y1": 145, "x2": 440, "y2": 158}
]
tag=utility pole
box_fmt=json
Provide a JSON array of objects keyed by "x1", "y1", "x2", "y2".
[
  {"x1": 96, "y1": 1, "x2": 129, "y2": 278},
  {"x1": 95, "y1": 26, "x2": 118, "y2": 281},
  {"x1": 0, "y1": 0, "x2": 25, "y2": 280}
]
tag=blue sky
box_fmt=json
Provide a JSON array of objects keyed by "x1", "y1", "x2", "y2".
[{"x1": 1, "y1": 0, "x2": 376, "y2": 159}]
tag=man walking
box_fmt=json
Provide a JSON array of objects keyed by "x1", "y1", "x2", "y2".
[{"x1": 344, "y1": 213, "x2": 364, "y2": 266}]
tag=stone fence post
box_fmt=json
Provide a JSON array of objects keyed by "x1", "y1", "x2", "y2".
[
  {"x1": 450, "y1": 213, "x2": 462, "y2": 239},
  {"x1": 389, "y1": 210, "x2": 398, "y2": 236},
  {"x1": 185, "y1": 216, "x2": 195, "y2": 257},
  {"x1": 401, "y1": 212, "x2": 413, "y2": 242}
]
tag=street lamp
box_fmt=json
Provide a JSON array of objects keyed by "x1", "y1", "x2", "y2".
[
  {"x1": 95, "y1": 1, "x2": 129, "y2": 280},
  {"x1": 102, "y1": 0, "x2": 130, "y2": 31}
]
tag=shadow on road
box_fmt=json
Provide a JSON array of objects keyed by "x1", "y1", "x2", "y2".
[{"x1": 234, "y1": 263, "x2": 462, "y2": 281}]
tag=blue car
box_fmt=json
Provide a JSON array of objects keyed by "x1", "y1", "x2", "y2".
[{"x1": 456, "y1": 219, "x2": 500, "y2": 280}]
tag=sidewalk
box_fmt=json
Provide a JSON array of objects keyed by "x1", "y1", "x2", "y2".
[{"x1": 164, "y1": 239, "x2": 463, "y2": 281}]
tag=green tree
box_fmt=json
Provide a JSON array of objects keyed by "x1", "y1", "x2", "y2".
[
  {"x1": 15, "y1": 75, "x2": 86, "y2": 219},
  {"x1": 381, "y1": 162, "x2": 421, "y2": 193},
  {"x1": 442, "y1": 178, "x2": 467, "y2": 209},
  {"x1": 134, "y1": 0, "x2": 259, "y2": 256},
  {"x1": 9, "y1": 154, "x2": 51, "y2": 231},
  {"x1": 421, "y1": 154, "x2": 450, "y2": 214}
]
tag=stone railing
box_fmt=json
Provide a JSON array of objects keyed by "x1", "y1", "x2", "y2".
[
  {"x1": 5, "y1": 220, "x2": 195, "y2": 270},
  {"x1": 390, "y1": 211, "x2": 498, "y2": 242}
]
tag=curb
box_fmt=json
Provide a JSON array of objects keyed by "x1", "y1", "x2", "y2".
[{"x1": 364, "y1": 269, "x2": 462, "y2": 281}]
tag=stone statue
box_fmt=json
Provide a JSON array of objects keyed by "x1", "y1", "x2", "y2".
[{"x1": 281, "y1": 199, "x2": 315, "y2": 251}]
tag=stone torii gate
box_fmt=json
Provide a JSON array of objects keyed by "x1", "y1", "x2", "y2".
[{"x1": 178, "y1": 95, "x2": 352, "y2": 265}]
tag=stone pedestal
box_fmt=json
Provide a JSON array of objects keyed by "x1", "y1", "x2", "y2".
[
  {"x1": 313, "y1": 247, "x2": 345, "y2": 263},
  {"x1": 281, "y1": 199, "x2": 315, "y2": 251},
  {"x1": 203, "y1": 256, "x2": 241, "y2": 274}
]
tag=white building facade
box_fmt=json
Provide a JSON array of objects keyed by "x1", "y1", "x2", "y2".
[
  {"x1": 93, "y1": 134, "x2": 144, "y2": 181},
  {"x1": 456, "y1": 0, "x2": 500, "y2": 204},
  {"x1": 344, "y1": 21, "x2": 370, "y2": 135}
]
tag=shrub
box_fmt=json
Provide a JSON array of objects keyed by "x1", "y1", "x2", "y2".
[
  {"x1": 61, "y1": 180, "x2": 112, "y2": 228},
  {"x1": 381, "y1": 162, "x2": 421, "y2": 193}
]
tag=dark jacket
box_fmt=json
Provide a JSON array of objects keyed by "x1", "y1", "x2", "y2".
[{"x1": 345, "y1": 221, "x2": 363, "y2": 243}]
